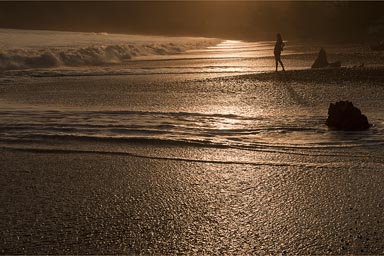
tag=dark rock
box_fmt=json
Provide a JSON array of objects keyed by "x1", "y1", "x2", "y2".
[
  {"x1": 370, "y1": 41, "x2": 384, "y2": 51},
  {"x1": 311, "y1": 48, "x2": 328, "y2": 68},
  {"x1": 311, "y1": 48, "x2": 341, "y2": 69},
  {"x1": 326, "y1": 101, "x2": 371, "y2": 131}
]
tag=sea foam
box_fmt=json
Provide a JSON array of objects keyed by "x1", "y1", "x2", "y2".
[{"x1": 0, "y1": 29, "x2": 219, "y2": 70}]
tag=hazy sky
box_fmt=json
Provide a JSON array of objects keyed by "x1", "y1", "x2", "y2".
[{"x1": 0, "y1": 1, "x2": 383, "y2": 41}]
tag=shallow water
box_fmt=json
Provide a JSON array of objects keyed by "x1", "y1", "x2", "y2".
[
  {"x1": 1, "y1": 72, "x2": 383, "y2": 163},
  {"x1": 1, "y1": 30, "x2": 384, "y2": 254},
  {"x1": 1, "y1": 31, "x2": 384, "y2": 184}
]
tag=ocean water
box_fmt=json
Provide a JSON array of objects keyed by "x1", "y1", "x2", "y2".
[
  {"x1": 1, "y1": 29, "x2": 383, "y2": 162},
  {"x1": 1, "y1": 29, "x2": 384, "y2": 254}
]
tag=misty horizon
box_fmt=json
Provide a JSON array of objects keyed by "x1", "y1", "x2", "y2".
[{"x1": 0, "y1": 1, "x2": 383, "y2": 42}]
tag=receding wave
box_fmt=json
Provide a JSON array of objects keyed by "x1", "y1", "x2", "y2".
[
  {"x1": 0, "y1": 109, "x2": 383, "y2": 155},
  {"x1": 0, "y1": 145, "x2": 335, "y2": 168}
]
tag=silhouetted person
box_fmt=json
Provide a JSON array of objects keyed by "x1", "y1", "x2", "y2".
[{"x1": 274, "y1": 33, "x2": 285, "y2": 72}]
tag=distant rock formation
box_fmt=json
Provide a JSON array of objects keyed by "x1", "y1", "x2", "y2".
[
  {"x1": 370, "y1": 41, "x2": 384, "y2": 51},
  {"x1": 311, "y1": 48, "x2": 341, "y2": 69},
  {"x1": 326, "y1": 101, "x2": 370, "y2": 131}
]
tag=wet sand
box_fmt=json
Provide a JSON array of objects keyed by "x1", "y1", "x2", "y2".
[
  {"x1": 1, "y1": 140, "x2": 384, "y2": 254},
  {"x1": 1, "y1": 67, "x2": 384, "y2": 254},
  {"x1": 239, "y1": 66, "x2": 384, "y2": 83}
]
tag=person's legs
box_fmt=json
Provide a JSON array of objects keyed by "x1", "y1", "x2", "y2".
[{"x1": 275, "y1": 53, "x2": 282, "y2": 72}]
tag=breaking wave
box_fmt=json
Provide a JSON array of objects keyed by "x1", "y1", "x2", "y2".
[
  {"x1": 0, "y1": 28, "x2": 220, "y2": 70},
  {"x1": 0, "y1": 42, "x2": 219, "y2": 70}
]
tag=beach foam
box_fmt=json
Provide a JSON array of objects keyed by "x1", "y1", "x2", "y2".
[{"x1": 0, "y1": 29, "x2": 219, "y2": 70}]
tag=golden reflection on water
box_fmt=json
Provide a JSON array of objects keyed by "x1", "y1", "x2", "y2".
[
  {"x1": 201, "y1": 40, "x2": 277, "y2": 74},
  {"x1": 134, "y1": 39, "x2": 278, "y2": 74}
]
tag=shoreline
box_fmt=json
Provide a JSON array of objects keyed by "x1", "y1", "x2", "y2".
[
  {"x1": 1, "y1": 51, "x2": 384, "y2": 254},
  {"x1": 210, "y1": 66, "x2": 384, "y2": 83}
]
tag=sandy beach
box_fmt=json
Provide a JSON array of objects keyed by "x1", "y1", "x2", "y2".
[
  {"x1": 1, "y1": 66, "x2": 384, "y2": 254},
  {"x1": 1, "y1": 141, "x2": 384, "y2": 254}
]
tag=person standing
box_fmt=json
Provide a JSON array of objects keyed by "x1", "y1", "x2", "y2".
[{"x1": 274, "y1": 33, "x2": 285, "y2": 72}]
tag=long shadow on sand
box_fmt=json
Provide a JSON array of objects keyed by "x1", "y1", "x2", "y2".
[{"x1": 275, "y1": 72, "x2": 310, "y2": 106}]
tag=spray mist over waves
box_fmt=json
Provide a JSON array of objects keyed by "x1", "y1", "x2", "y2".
[{"x1": 0, "y1": 29, "x2": 219, "y2": 70}]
